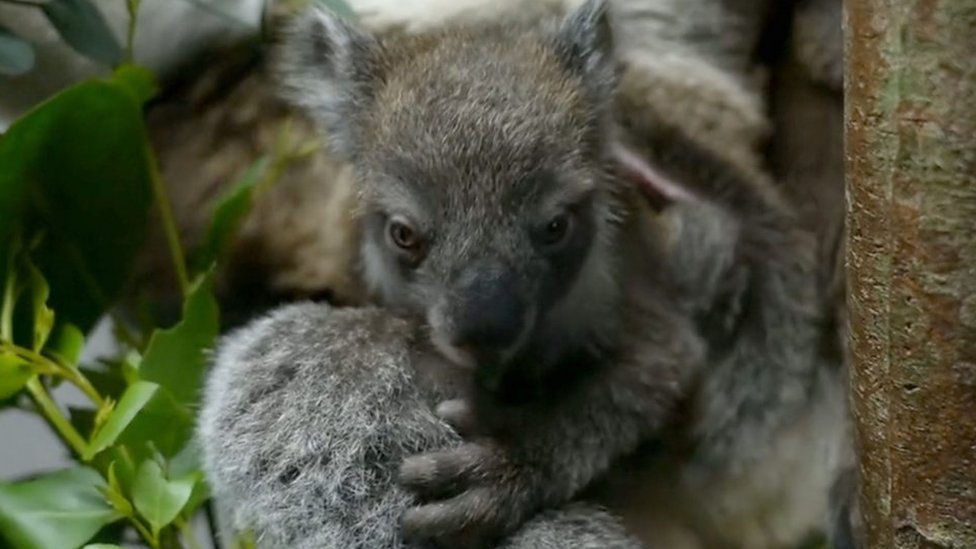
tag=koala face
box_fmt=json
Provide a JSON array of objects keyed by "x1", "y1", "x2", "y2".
[
  {"x1": 355, "y1": 18, "x2": 623, "y2": 378},
  {"x1": 279, "y1": 0, "x2": 622, "y2": 384},
  {"x1": 356, "y1": 76, "x2": 608, "y2": 371}
]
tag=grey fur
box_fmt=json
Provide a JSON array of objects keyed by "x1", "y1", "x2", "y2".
[
  {"x1": 198, "y1": 302, "x2": 643, "y2": 548},
  {"x1": 199, "y1": 0, "x2": 854, "y2": 548}
]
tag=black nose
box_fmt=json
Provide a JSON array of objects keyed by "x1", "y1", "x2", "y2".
[{"x1": 449, "y1": 263, "x2": 527, "y2": 351}]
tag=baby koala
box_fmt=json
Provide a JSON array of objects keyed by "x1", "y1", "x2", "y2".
[{"x1": 198, "y1": 1, "x2": 850, "y2": 548}]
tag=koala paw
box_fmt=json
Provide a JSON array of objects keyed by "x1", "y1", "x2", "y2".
[{"x1": 397, "y1": 438, "x2": 542, "y2": 548}]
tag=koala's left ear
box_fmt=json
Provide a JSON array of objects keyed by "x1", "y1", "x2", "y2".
[
  {"x1": 274, "y1": 6, "x2": 382, "y2": 159},
  {"x1": 611, "y1": 142, "x2": 699, "y2": 211},
  {"x1": 552, "y1": 0, "x2": 618, "y2": 103}
]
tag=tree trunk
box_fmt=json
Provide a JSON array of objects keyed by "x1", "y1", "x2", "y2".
[{"x1": 845, "y1": 1, "x2": 976, "y2": 548}]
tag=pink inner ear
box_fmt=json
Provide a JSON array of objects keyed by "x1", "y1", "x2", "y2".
[{"x1": 611, "y1": 144, "x2": 697, "y2": 206}]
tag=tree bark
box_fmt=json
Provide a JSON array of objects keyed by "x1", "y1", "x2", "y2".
[{"x1": 845, "y1": 1, "x2": 976, "y2": 548}]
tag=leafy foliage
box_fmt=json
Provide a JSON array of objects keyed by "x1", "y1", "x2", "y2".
[
  {"x1": 0, "y1": 1, "x2": 310, "y2": 547},
  {"x1": 190, "y1": 156, "x2": 270, "y2": 272},
  {"x1": 139, "y1": 274, "x2": 219, "y2": 408},
  {"x1": 40, "y1": 0, "x2": 124, "y2": 66},
  {"x1": 0, "y1": 61, "x2": 260, "y2": 546},
  {"x1": 0, "y1": 14, "x2": 277, "y2": 549},
  {"x1": 0, "y1": 467, "x2": 121, "y2": 549},
  {"x1": 0, "y1": 67, "x2": 156, "y2": 334},
  {"x1": 131, "y1": 460, "x2": 198, "y2": 537}
]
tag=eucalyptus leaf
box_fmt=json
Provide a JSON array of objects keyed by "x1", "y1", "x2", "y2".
[
  {"x1": 140, "y1": 273, "x2": 219, "y2": 407},
  {"x1": 111, "y1": 64, "x2": 157, "y2": 104},
  {"x1": 167, "y1": 441, "x2": 209, "y2": 515},
  {"x1": 182, "y1": 475, "x2": 210, "y2": 518},
  {"x1": 117, "y1": 381, "x2": 195, "y2": 458},
  {"x1": 0, "y1": 26, "x2": 35, "y2": 76},
  {"x1": 0, "y1": 467, "x2": 121, "y2": 549},
  {"x1": 83, "y1": 545, "x2": 125, "y2": 549},
  {"x1": 191, "y1": 156, "x2": 270, "y2": 272},
  {"x1": 0, "y1": 352, "x2": 33, "y2": 400},
  {"x1": 101, "y1": 447, "x2": 136, "y2": 492},
  {"x1": 0, "y1": 69, "x2": 155, "y2": 334},
  {"x1": 47, "y1": 323, "x2": 85, "y2": 365},
  {"x1": 131, "y1": 460, "x2": 197, "y2": 535},
  {"x1": 85, "y1": 381, "x2": 158, "y2": 460},
  {"x1": 24, "y1": 259, "x2": 54, "y2": 352},
  {"x1": 103, "y1": 462, "x2": 134, "y2": 518},
  {"x1": 41, "y1": 0, "x2": 124, "y2": 66}
]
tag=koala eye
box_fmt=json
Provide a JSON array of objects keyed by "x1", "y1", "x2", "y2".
[
  {"x1": 538, "y1": 212, "x2": 574, "y2": 248},
  {"x1": 386, "y1": 217, "x2": 426, "y2": 261}
]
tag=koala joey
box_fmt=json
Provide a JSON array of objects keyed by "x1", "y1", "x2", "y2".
[{"x1": 199, "y1": 1, "x2": 855, "y2": 548}]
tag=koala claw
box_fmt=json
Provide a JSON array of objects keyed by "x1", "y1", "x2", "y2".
[
  {"x1": 398, "y1": 441, "x2": 538, "y2": 546},
  {"x1": 436, "y1": 399, "x2": 480, "y2": 435}
]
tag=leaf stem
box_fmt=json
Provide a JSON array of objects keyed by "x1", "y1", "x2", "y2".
[
  {"x1": 1, "y1": 262, "x2": 15, "y2": 341},
  {"x1": 25, "y1": 376, "x2": 88, "y2": 458},
  {"x1": 3, "y1": 341, "x2": 105, "y2": 406},
  {"x1": 204, "y1": 500, "x2": 222, "y2": 549},
  {"x1": 2, "y1": 342, "x2": 57, "y2": 375},
  {"x1": 42, "y1": 357, "x2": 104, "y2": 407},
  {"x1": 176, "y1": 516, "x2": 205, "y2": 549},
  {"x1": 131, "y1": 516, "x2": 160, "y2": 549},
  {"x1": 149, "y1": 160, "x2": 190, "y2": 298},
  {"x1": 125, "y1": 0, "x2": 142, "y2": 63},
  {"x1": 66, "y1": 367, "x2": 106, "y2": 407}
]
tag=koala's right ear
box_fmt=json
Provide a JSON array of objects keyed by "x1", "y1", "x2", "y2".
[{"x1": 275, "y1": 7, "x2": 382, "y2": 159}]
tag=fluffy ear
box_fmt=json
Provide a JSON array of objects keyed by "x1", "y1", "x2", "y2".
[
  {"x1": 552, "y1": 0, "x2": 618, "y2": 102},
  {"x1": 611, "y1": 142, "x2": 698, "y2": 210},
  {"x1": 275, "y1": 6, "x2": 381, "y2": 159}
]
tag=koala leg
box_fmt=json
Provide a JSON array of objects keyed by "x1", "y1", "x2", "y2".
[{"x1": 198, "y1": 303, "x2": 642, "y2": 548}]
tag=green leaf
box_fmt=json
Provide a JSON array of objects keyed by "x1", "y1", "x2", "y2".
[
  {"x1": 24, "y1": 259, "x2": 54, "y2": 352},
  {"x1": 48, "y1": 323, "x2": 85, "y2": 365},
  {"x1": 0, "y1": 467, "x2": 121, "y2": 549},
  {"x1": 85, "y1": 381, "x2": 158, "y2": 460},
  {"x1": 103, "y1": 462, "x2": 134, "y2": 518},
  {"x1": 140, "y1": 274, "x2": 219, "y2": 407},
  {"x1": 167, "y1": 441, "x2": 209, "y2": 515},
  {"x1": 182, "y1": 476, "x2": 210, "y2": 518},
  {"x1": 131, "y1": 460, "x2": 197, "y2": 535},
  {"x1": 0, "y1": 69, "x2": 155, "y2": 334},
  {"x1": 111, "y1": 65, "x2": 157, "y2": 104},
  {"x1": 2, "y1": 233, "x2": 24, "y2": 344},
  {"x1": 315, "y1": 0, "x2": 356, "y2": 19},
  {"x1": 0, "y1": 352, "x2": 33, "y2": 400},
  {"x1": 41, "y1": 0, "x2": 123, "y2": 66},
  {"x1": 191, "y1": 156, "x2": 270, "y2": 272},
  {"x1": 98, "y1": 448, "x2": 136, "y2": 493},
  {"x1": 0, "y1": 26, "x2": 35, "y2": 76},
  {"x1": 83, "y1": 545, "x2": 124, "y2": 549},
  {"x1": 117, "y1": 382, "x2": 195, "y2": 458}
]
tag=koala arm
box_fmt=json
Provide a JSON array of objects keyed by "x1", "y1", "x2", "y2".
[
  {"x1": 197, "y1": 303, "x2": 444, "y2": 548},
  {"x1": 197, "y1": 302, "x2": 643, "y2": 549},
  {"x1": 399, "y1": 287, "x2": 706, "y2": 545}
]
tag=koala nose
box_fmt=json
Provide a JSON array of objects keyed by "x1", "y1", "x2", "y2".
[{"x1": 449, "y1": 263, "x2": 528, "y2": 353}]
